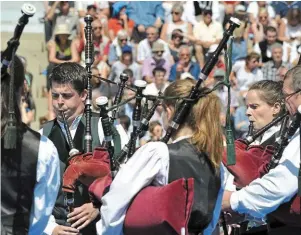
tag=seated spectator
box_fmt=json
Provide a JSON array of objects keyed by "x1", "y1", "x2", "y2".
[
  {"x1": 193, "y1": 9, "x2": 223, "y2": 67},
  {"x1": 109, "y1": 45, "x2": 141, "y2": 84},
  {"x1": 271, "y1": 1, "x2": 301, "y2": 21},
  {"x1": 46, "y1": 1, "x2": 79, "y2": 40},
  {"x1": 279, "y1": 8, "x2": 301, "y2": 63},
  {"x1": 80, "y1": 19, "x2": 110, "y2": 77},
  {"x1": 211, "y1": 69, "x2": 239, "y2": 117},
  {"x1": 168, "y1": 29, "x2": 186, "y2": 63},
  {"x1": 144, "y1": 67, "x2": 169, "y2": 97},
  {"x1": 108, "y1": 2, "x2": 135, "y2": 41},
  {"x1": 20, "y1": 73, "x2": 36, "y2": 127},
  {"x1": 108, "y1": 30, "x2": 133, "y2": 66},
  {"x1": 262, "y1": 43, "x2": 291, "y2": 81},
  {"x1": 230, "y1": 52, "x2": 263, "y2": 96},
  {"x1": 275, "y1": 65, "x2": 289, "y2": 81},
  {"x1": 137, "y1": 26, "x2": 171, "y2": 64},
  {"x1": 234, "y1": 101, "x2": 249, "y2": 139},
  {"x1": 160, "y1": 3, "x2": 193, "y2": 44},
  {"x1": 76, "y1": 1, "x2": 110, "y2": 18},
  {"x1": 231, "y1": 21, "x2": 249, "y2": 64},
  {"x1": 142, "y1": 41, "x2": 171, "y2": 83},
  {"x1": 126, "y1": 1, "x2": 164, "y2": 43},
  {"x1": 169, "y1": 45, "x2": 201, "y2": 82},
  {"x1": 247, "y1": 1, "x2": 275, "y2": 23},
  {"x1": 47, "y1": 24, "x2": 80, "y2": 93},
  {"x1": 251, "y1": 8, "x2": 277, "y2": 43},
  {"x1": 140, "y1": 121, "x2": 163, "y2": 146},
  {"x1": 254, "y1": 26, "x2": 282, "y2": 63},
  {"x1": 78, "y1": 5, "x2": 98, "y2": 40}
]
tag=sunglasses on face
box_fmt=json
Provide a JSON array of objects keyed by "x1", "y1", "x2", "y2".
[
  {"x1": 172, "y1": 35, "x2": 183, "y2": 40},
  {"x1": 155, "y1": 51, "x2": 164, "y2": 54},
  {"x1": 259, "y1": 16, "x2": 268, "y2": 20},
  {"x1": 119, "y1": 38, "x2": 127, "y2": 42},
  {"x1": 171, "y1": 11, "x2": 180, "y2": 15}
]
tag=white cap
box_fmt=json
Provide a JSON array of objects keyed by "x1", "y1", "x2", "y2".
[
  {"x1": 96, "y1": 96, "x2": 108, "y2": 106},
  {"x1": 134, "y1": 80, "x2": 147, "y2": 88}
]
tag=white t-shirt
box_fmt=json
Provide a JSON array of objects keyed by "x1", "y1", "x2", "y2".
[
  {"x1": 247, "y1": 2, "x2": 275, "y2": 19},
  {"x1": 232, "y1": 60, "x2": 263, "y2": 91}
]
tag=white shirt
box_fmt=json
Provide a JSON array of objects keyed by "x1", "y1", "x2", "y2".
[
  {"x1": 40, "y1": 116, "x2": 129, "y2": 234},
  {"x1": 247, "y1": 2, "x2": 275, "y2": 19},
  {"x1": 232, "y1": 60, "x2": 263, "y2": 91},
  {"x1": 230, "y1": 129, "x2": 300, "y2": 218},
  {"x1": 28, "y1": 135, "x2": 60, "y2": 235},
  {"x1": 98, "y1": 137, "x2": 227, "y2": 235},
  {"x1": 137, "y1": 39, "x2": 171, "y2": 63}
]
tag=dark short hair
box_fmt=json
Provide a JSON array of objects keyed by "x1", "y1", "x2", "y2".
[
  {"x1": 152, "y1": 67, "x2": 166, "y2": 77},
  {"x1": 87, "y1": 5, "x2": 97, "y2": 11},
  {"x1": 266, "y1": 26, "x2": 277, "y2": 34},
  {"x1": 49, "y1": 62, "x2": 88, "y2": 94},
  {"x1": 118, "y1": 114, "x2": 131, "y2": 131}
]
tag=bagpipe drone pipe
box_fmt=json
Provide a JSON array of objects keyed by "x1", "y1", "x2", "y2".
[{"x1": 1, "y1": 3, "x2": 36, "y2": 149}]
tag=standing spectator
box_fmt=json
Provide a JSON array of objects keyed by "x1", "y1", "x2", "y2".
[
  {"x1": 126, "y1": 1, "x2": 164, "y2": 43},
  {"x1": 137, "y1": 26, "x2": 171, "y2": 64},
  {"x1": 262, "y1": 43, "x2": 291, "y2": 81},
  {"x1": 108, "y1": 30, "x2": 133, "y2": 66},
  {"x1": 160, "y1": 3, "x2": 193, "y2": 44},
  {"x1": 142, "y1": 42, "x2": 171, "y2": 83},
  {"x1": 254, "y1": 26, "x2": 282, "y2": 63},
  {"x1": 109, "y1": 46, "x2": 141, "y2": 84},
  {"x1": 230, "y1": 52, "x2": 263, "y2": 95},
  {"x1": 193, "y1": 9, "x2": 223, "y2": 68},
  {"x1": 169, "y1": 45, "x2": 201, "y2": 82},
  {"x1": 168, "y1": 29, "x2": 186, "y2": 63},
  {"x1": 46, "y1": 1, "x2": 79, "y2": 40},
  {"x1": 108, "y1": 2, "x2": 135, "y2": 41}
]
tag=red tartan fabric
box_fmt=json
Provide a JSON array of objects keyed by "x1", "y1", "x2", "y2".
[
  {"x1": 62, "y1": 148, "x2": 111, "y2": 193},
  {"x1": 123, "y1": 178, "x2": 194, "y2": 235}
]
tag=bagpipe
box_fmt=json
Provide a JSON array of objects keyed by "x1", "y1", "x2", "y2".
[
  {"x1": 1, "y1": 3, "x2": 36, "y2": 149},
  {"x1": 61, "y1": 15, "x2": 240, "y2": 234}
]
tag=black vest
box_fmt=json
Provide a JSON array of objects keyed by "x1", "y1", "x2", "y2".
[
  {"x1": 1, "y1": 125, "x2": 40, "y2": 235},
  {"x1": 168, "y1": 139, "x2": 221, "y2": 234},
  {"x1": 44, "y1": 118, "x2": 101, "y2": 235}
]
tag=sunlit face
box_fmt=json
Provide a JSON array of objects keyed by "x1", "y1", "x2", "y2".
[
  {"x1": 152, "y1": 125, "x2": 163, "y2": 138},
  {"x1": 118, "y1": 37, "x2": 128, "y2": 47},
  {"x1": 147, "y1": 28, "x2": 158, "y2": 43},
  {"x1": 246, "y1": 58, "x2": 259, "y2": 71},
  {"x1": 283, "y1": 76, "x2": 301, "y2": 115},
  {"x1": 162, "y1": 104, "x2": 174, "y2": 131},
  {"x1": 272, "y1": 47, "x2": 283, "y2": 63},
  {"x1": 51, "y1": 82, "x2": 87, "y2": 124},
  {"x1": 204, "y1": 13, "x2": 212, "y2": 25},
  {"x1": 154, "y1": 71, "x2": 165, "y2": 86},
  {"x1": 171, "y1": 9, "x2": 182, "y2": 22},
  {"x1": 259, "y1": 12, "x2": 269, "y2": 25},
  {"x1": 92, "y1": 21, "x2": 102, "y2": 37},
  {"x1": 246, "y1": 90, "x2": 279, "y2": 130},
  {"x1": 179, "y1": 48, "x2": 191, "y2": 64},
  {"x1": 266, "y1": 31, "x2": 277, "y2": 45}
]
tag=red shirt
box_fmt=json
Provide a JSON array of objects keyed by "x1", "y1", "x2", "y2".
[{"x1": 108, "y1": 18, "x2": 135, "y2": 36}]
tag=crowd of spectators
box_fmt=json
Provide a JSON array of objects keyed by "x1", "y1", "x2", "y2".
[{"x1": 25, "y1": 1, "x2": 301, "y2": 142}]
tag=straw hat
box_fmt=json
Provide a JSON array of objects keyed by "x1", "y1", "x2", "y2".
[
  {"x1": 152, "y1": 41, "x2": 164, "y2": 52},
  {"x1": 54, "y1": 24, "x2": 71, "y2": 36}
]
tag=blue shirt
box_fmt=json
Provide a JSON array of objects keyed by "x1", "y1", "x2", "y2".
[
  {"x1": 271, "y1": 1, "x2": 301, "y2": 18},
  {"x1": 126, "y1": 1, "x2": 164, "y2": 27},
  {"x1": 231, "y1": 40, "x2": 247, "y2": 64},
  {"x1": 168, "y1": 62, "x2": 201, "y2": 82}
]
